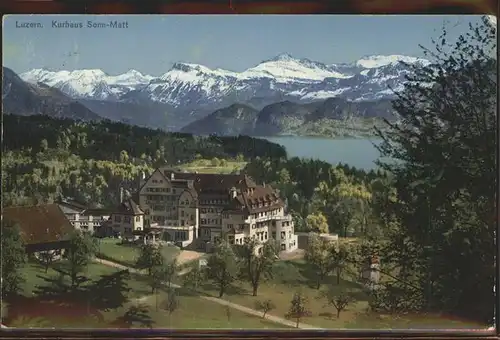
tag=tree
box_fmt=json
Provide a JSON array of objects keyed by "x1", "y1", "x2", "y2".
[
  {"x1": 40, "y1": 139, "x2": 48, "y2": 152},
  {"x1": 90, "y1": 269, "x2": 131, "y2": 311},
  {"x1": 304, "y1": 234, "x2": 335, "y2": 289},
  {"x1": 374, "y1": 16, "x2": 496, "y2": 323},
  {"x1": 1, "y1": 220, "x2": 26, "y2": 298},
  {"x1": 38, "y1": 250, "x2": 57, "y2": 273},
  {"x1": 237, "y1": 237, "x2": 278, "y2": 296},
  {"x1": 119, "y1": 150, "x2": 129, "y2": 163},
  {"x1": 64, "y1": 230, "x2": 98, "y2": 290},
  {"x1": 161, "y1": 287, "x2": 179, "y2": 326},
  {"x1": 150, "y1": 265, "x2": 165, "y2": 311},
  {"x1": 330, "y1": 243, "x2": 353, "y2": 285},
  {"x1": 183, "y1": 265, "x2": 205, "y2": 289},
  {"x1": 255, "y1": 299, "x2": 276, "y2": 319},
  {"x1": 149, "y1": 259, "x2": 178, "y2": 311},
  {"x1": 206, "y1": 241, "x2": 239, "y2": 297},
  {"x1": 305, "y1": 212, "x2": 329, "y2": 234},
  {"x1": 163, "y1": 258, "x2": 179, "y2": 289},
  {"x1": 319, "y1": 287, "x2": 355, "y2": 319},
  {"x1": 120, "y1": 304, "x2": 154, "y2": 328},
  {"x1": 211, "y1": 157, "x2": 221, "y2": 167},
  {"x1": 285, "y1": 291, "x2": 312, "y2": 328},
  {"x1": 225, "y1": 304, "x2": 232, "y2": 322},
  {"x1": 135, "y1": 244, "x2": 164, "y2": 277}
]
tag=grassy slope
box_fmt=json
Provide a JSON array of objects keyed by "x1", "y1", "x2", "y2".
[
  {"x1": 192, "y1": 259, "x2": 485, "y2": 329},
  {"x1": 5, "y1": 261, "x2": 286, "y2": 329},
  {"x1": 96, "y1": 238, "x2": 180, "y2": 268}
]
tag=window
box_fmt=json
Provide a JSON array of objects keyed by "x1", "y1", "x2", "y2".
[
  {"x1": 203, "y1": 228, "x2": 210, "y2": 236},
  {"x1": 264, "y1": 232, "x2": 268, "y2": 240},
  {"x1": 166, "y1": 188, "x2": 171, "y2": 193},
  {"x1": 181, "y1": 211, "x2": 185, "y2": 217},
  {"x1": 181, "y1": 220, "x2": 185, "y2": 226},
  {"x1": 281, "y1": 231, "x2": 286, "y2": 239},
  {"x1": 114, "y1": 215, "x2": 122, "y2": 223},
  {"x1": 272, "y1": 232, "x2": 276, "y2": 239},
  {"x1": 223, "y1": 213, "x2": 229, "y2": 218},
  {"x1": 175, "y1": 231, "x2": 185, "y2": 240},
  {"x1": 136, "y1": 216, "x2": 141, "y2": 222},
  {"x1": 228, "y1": 224, "x2": 233, "y2": 229},
  {"x1": 281, "y1": 244, "x2": 286, "y2": 251},
  {"x1": 124, "y1": 216, "x2": 131, "y2": 223}
]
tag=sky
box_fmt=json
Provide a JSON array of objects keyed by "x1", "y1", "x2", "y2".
[{"x1": 2, "y1": 14, "x2": 486, "y2": 76}]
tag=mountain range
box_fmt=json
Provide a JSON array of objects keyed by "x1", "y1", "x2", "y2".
[{"x1": 3, "y1": 53, "x2": 428, "y2": 136}]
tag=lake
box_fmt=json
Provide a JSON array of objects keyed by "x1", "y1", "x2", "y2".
[{"x1": 263, "y1": 136, "x2": 383, "y2": 170}]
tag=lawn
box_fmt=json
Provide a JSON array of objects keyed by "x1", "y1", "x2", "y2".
[
  {"x1": 3, "y1": 260, "x2": 287, "y2": 329},
  {"x1": 191, "y1": 259, "x2": 486, "y2": 329},
  {"x1": 179, "y1": 159, "x2": 247, "y2": 174},
  {"x1": 96, "y1": 238, "x2": 180, "y2": 268}
]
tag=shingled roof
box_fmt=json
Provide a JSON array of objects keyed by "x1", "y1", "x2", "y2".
[
  {"x1": 161, "y1": 169, "x2": 256, "y2": 192},
  {"x1": 3, "y1": 204, "x2": 75, "y2": 245},
  {"x1": 114, "y1": 198, "x2": 144, "y2": 215}
]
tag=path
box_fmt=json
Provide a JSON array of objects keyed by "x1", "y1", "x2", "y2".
[{"x1": 94, "y1": 258, "x2": 322, "y2": 329}]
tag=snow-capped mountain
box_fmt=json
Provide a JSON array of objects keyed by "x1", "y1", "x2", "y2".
[
  {"x1": 20, "y1": 53, "x2": 429, "y2": 110},
  {"x1": 20, "y1": 68, "x2": 154, "y2": 101}
]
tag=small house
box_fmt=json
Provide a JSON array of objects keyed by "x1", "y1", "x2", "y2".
[{"x1": 2, "y1": 204, "x2": 75, "y2": 257}]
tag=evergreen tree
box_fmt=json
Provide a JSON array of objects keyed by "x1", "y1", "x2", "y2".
[{"x1": 375, "y1": 16, "x2": 496, "y2": 323}]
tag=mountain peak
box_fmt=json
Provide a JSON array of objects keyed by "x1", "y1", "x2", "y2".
[
  {"x1": 124, "y1": 69, "x2": 143, "y2": 76},
  {"x1": 267, "y1": 53, "x2": 296, "y2": 62},
  {"x1": 355, "y1": 55, "x2": 428, "y2": 69}
]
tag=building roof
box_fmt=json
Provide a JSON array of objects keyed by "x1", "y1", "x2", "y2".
[
  {"x1": 114, "y1": 198, "x2": 144, "y2": 215},
  {"x1": 82, "y1": 208, "x2": 112, "y2": 216},
  {"x1": 141, "y1": 168, "x2": 285, "y2": 215},
  {"x1": 161, "y1": 169, "x2": 257, "y2": 192},
  {"x1": 57, "y1": 198, "x2": 88, "y2": 212},
  {"x1": 2, "y1": 204, "x2": 75, "y2": 245}
]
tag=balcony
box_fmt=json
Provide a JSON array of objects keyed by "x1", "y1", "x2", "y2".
[{"x1": 253, "y1": 214, "x2": 293, "y2": 223}]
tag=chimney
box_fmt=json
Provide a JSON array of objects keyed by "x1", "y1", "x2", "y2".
[
  {"x1": 138, "y1": 171, "x2": 146, "y2": 190},
  {"x1": 230, "y1": 187, "x2": 237, "y2": 199},
  {"x1": 119, "y1": 187, "x2": 124, "y2": 203}
]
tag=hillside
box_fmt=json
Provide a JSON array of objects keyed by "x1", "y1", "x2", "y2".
[
  {"x1": 181, "y1": 97, "x2": 395, "y2": 137},
  {"x1": 17, "y1": 54, "x2": 426, "y2": 133},
  {"x1": 3, "y1": 114, "x2": 287, "y2": 162},
  {"x1": 2, "y1": 67, "x2": 102, "y2": 121}
]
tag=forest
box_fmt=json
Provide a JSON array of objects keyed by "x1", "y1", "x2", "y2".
[{"x1": 2, "y1": 114, "x2": 286, "y2": 208}]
